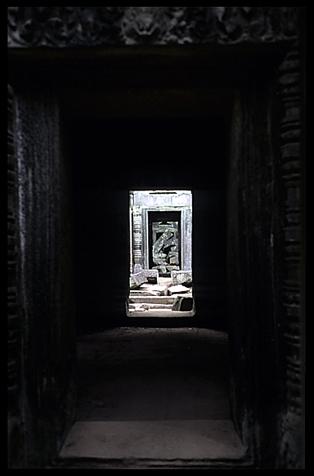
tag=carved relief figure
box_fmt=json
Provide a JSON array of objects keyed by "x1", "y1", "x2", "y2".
[{"x1": 121, "y1": 7, "x2": 167, "y2": 44}]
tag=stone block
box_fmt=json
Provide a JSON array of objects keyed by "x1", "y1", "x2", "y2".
[
  {"x1": 133, "y1": 264, "x2": 142, "y2": 273},
  {"x1": 169, "y1": 254, "x2": 179, "y2": 265},
  {"x1": 172, "y1": 296, "x2": 194, "y2": 311},
  {"x1": 130, "y1": 271, "x2": 148, "y2": 289},
  {"x1": 171, "y1": 270, "x2": 192, "y2": 287},
  {"x1": 131, "y1": 264, "x2": 159, "y2": 284},
  {"x1": 129, "y1": 277, "x2": 138, "y2": 290},
  {"x1": 143, "y1": 269, "x2": 159, "y2": 284},
  {"x1": 139, "y1": 284, "x2": 168, "y2": 296},
  {"x1": 168, "y1": 284, "x2": 190, "y2": 295},
  {"x1": 166, "y1": 265, "x2": 180, "y2": 273}
]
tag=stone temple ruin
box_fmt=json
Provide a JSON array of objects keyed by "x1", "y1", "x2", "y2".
[
  {"x1": 127, "y1": 191, "x2": 194, "y2": 316},
  {"x1": 8, "y1": 7, "x2": 305, "y2": 469}
]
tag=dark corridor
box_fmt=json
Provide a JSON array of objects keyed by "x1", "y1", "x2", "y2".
[
  {"x1": 8, "y1": 7, "x2": 305, "y2": 469},
  {"x1": 65, "y1": 115, "x2": 233, "y2": 463},
  {"x1": 70, "y1": 117, "x2": 228, "y2": 333}
]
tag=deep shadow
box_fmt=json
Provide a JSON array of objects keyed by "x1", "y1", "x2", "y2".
[
  {"x1": 69, "y1": 117, "x2": 227, "y2": 333},
  {"x1": 75, "y1": 327, "x2": 230, "y2": 422}
]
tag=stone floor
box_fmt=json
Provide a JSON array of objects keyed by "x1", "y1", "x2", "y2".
[
  {"x1": 60, "y1": 419, "x2": 244, "y2": 462},
  {"x1": 58, "y1": 327, "x2": 248, "y2": 467}
]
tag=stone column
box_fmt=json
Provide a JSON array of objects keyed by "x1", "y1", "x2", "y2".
[
  {"x1": 132, "y1": 205, "x2": 142, "y2": 270},
  {"x1": 183, "y1": 207, "x2": 192, "y2": 271},
  {"x1": 129, "y1": 192, "x2": 133, "y2": 275}
]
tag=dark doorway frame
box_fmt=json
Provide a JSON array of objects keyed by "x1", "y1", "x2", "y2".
[{"x1": 7, "y1": 7, "x2": 305, "y2": 470}]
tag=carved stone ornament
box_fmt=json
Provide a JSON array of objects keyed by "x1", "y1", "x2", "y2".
[{"x1": 8, "y1": 7, "x2": 298, "y2": 48}]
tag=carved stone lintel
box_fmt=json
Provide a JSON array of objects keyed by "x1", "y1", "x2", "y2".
[{"x1": 8, "y1": 7, "x2": 298, "y2": 48}]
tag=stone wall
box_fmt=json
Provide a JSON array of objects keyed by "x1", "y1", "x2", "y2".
[
  {"x1": 227, "y1": 83, "x2": 277, "y2": 466},
  {"x1": 226, "y1": 38, "x2": 305, "y2": 468},
  {"x1": 10, "y1": 87, "x2": 76, "y2": 467},
  {"x1": 275, "y1": 40, "x2": 305, "y2": 470},
  {"x1": 8, "y1": 84, "x2": 25, "y2": 467}
]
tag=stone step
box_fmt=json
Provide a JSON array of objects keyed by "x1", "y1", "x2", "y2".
[
  {"x1": 168, "y1": 284, "x2": 190, "y2": 295},
  {"x1": 129, "y1": 303, "x2": 174, "y2": 311},
  {"x1": 130, "y1": 293, "x2": 192, "y2": 303},
  {"x1": 129, "y1": 284, "x2": 168, "y2": 297},
  {"x1": 129, "y1": 295, "x2": 177, "y2": 304},
  {"x1": 127, "y1": 309, "x2": 196, "y2": 317}
]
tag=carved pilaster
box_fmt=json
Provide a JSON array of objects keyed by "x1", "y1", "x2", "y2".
[
  {"x1": 132, "y1": 206, "x2": 143, "y2": 270},
  {"x1": 277, "y1": 41, "x2": 303, "y2": 467},
  {"x1": 280, "y1": 42, "x2": 302, "y2": 411}
]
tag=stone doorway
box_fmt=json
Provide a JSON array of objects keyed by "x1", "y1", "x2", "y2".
[
  {"x1": 149, "y1": 210, "x2": 181, "y2": 274},
  {"x1": 7, "y1": 7, "x2": 304, "y2": 469},
  {"x1": 127, "y1": 190, "x2": 195, "y2": 317}
]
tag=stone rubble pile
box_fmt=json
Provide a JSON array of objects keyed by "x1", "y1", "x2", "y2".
[{"x1": 128, "y1": 269, "x2": 194, "y2": 313}]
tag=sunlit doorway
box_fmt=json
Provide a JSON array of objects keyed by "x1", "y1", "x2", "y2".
[{"x1": 126, "y1": 190, "x2": 195, "y2": 317}]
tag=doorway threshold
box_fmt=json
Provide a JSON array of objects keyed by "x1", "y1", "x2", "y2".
[{"x1": 59, "y1": 419, "x2": 247, "y2": 467}]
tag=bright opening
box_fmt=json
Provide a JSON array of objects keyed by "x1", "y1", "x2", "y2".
[{"x1": 126, "y1": 190, "x2": 194, "y2": 317}]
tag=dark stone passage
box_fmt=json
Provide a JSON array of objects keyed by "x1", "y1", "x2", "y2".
[
  {"x1": 7, "y1": 7, "x2": 305, "y2": 469},
  {"x1": 57, "y1": 327, "x2": 248, "y2": 467},
  {"x1": 75, "y1": 327, "x2": 230, "y2": 422},
  {"x1": 70, "y1": 117, "x2": 228, "y2": 333}
]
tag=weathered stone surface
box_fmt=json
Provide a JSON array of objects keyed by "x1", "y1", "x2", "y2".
[
  {"x1": 129, "y1": 295, "x2": 176, "y2": 304},
  {"x1": 149, "y1": 303, "x2": 173, "y2": 309},
  {"x1": 133, "y1": 265, "x2": 159, "y2": 284},
  {"x1": 129, "y1": 302, "x2": 174, "y2": 311},
  {"x1": 130, "y1": 271, "x2": 148, "y2": 289},
  {"x1": 166, "y1": 265, "x2": 180, "y2": 273},
  {"x1": 144, "y1": 269, "x2": 159, "y2": 284},
  {"x1": 133, "y1": 264, "x2": 142, "y2": 273},
  {"x1": 171, "y1": 270, "x2": 192, "y2": 286},
  {"x1": 130, "y1": 290, "x2": 155, "y2": 296},
  {"x1": 129, "y1": 278, "x2": 137, "y2": 290},
  {"x1": 8, "y1": 7, "x2": 299, "y2": 49},
  {"x1": 130, "y1": 284, "x2": 168, "y2": 296},
  {"x1": 151, "y1": 222, "x2": 180, "y2": 275},
  {"x1": 172, "y1": 296, "x2": 194, "y2": 311},
  {"x1": 140, "y1": 284, "x2": 168, "y2": 296},
  {"x1": 129, "y1": 303, "x2": 150, "y2": 311},
  {"x1": 168, "y1": 285, "x2": 190, "y2": 295},
  {"x1": 153, "y1": 264, "x2": 168, "y2": 275},
  {"x1": 169, "y1": 253, "x2": 179, "y2": 265}
]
